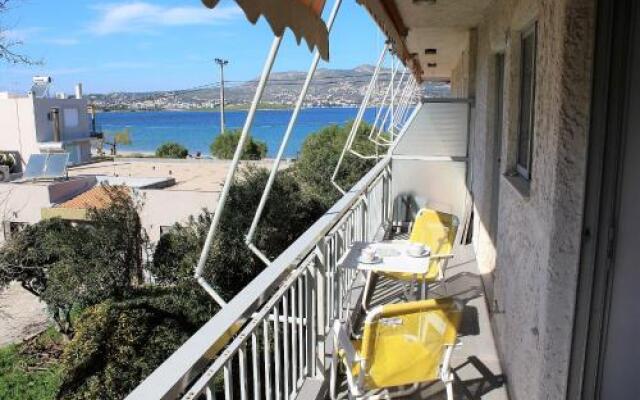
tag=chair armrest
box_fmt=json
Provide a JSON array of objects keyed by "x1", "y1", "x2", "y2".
[{"x1": 332, "y1": 320, "x2": 357, "y2": 366}]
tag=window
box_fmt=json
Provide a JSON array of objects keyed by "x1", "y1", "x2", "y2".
[
  {"x1": 3, "y1": 221, "x2": 28, "y2": 240},
  {"x1": 63, "y1": 108, "x2": 79, "y2": 128},
  {"x1": 516, "y1": 23, "x2": 537, "y2": 180}
]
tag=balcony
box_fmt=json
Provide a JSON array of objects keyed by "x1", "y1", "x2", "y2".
[{"x1": 127, "y1": 99, "x2": 508, "y2": 400}]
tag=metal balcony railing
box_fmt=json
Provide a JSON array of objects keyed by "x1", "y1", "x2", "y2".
[{"x1": 127, "y1": 157, "x2": 393, "y2": 400}]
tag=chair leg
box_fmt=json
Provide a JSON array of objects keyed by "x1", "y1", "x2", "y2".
[
  {"x1": 330, "y1": 347, "x2": 338, "y2": 400},
  {"x1": 362, "y1": 271, "x2": 374, "y2": 312},
  {"x1": 445, "y1": 378, "x2": 454, "y2": 400}
]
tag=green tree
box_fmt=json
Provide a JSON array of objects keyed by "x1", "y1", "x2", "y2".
[
  {"x1": 294, "y1": 121, "x2": 378, "y2": 209},
  {"x1": 211, "y1": 130, "x2": 268, "y2": 160},
  {"x1": 56, "y1": 284, "x2": 215, "y2": 400},
  {"x1": 0, "y1": 218, "x2": 80, "y2": 335},
  {"x1": 149, "y1": 167, "x2": 323, "y2": 298},
  {"x1": 155, "y1": 142, "x2": 189, "y2": 159},
  {"x1": 0, "y1": 186, "x2": 146, "y2": 336}
]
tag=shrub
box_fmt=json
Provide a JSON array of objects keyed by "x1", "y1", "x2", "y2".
[
  {"x1": 155, "y1": 142, "x2": 188, "y2": 159},
  {"x1": 293, "y1": 121, "x2": 378, "y2": 209},
  {"x1": 56, "y1": 284, "x2": 215, "y2": 400},
  {"x1": 210, "y1": 130, "x2": 268, "y2": 160}
]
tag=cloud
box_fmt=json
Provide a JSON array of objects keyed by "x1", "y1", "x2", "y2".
[
  {"x1": 90, "y1": 2, "x2": 242, "y2": 35},
  {"x1": 1, "y1": 27, "x2": 44, "y2": 42}
]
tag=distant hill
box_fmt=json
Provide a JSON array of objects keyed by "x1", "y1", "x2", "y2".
[{"x1": 88, "y1": 66, "x2": 451, "y2": 111}]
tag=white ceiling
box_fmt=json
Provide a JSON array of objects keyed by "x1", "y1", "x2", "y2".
[{"x1": 394, "y1": 0, "x2": 493, "y2": 80}]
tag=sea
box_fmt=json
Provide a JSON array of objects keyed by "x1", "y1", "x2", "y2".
[{"x1": 96, "y1": 107, "x2": 379, "y2": 158}]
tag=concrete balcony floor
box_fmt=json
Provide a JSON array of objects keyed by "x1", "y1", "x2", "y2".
[{"x1": 332, "y1": 241, "x2": 509, "y2": 400}]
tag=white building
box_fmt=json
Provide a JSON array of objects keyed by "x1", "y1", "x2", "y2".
[{"x1": 0, "y1": 79, "x2": 96, "y2": 168}]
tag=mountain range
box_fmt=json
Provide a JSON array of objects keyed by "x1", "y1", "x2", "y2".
[{"x1": 88, "y1": 65, "x2": 450, "y2": 111}]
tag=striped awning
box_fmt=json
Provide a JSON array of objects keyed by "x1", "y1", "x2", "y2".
[{"x1": 202, "y1": 0, "x2": 330, "y2": 60}]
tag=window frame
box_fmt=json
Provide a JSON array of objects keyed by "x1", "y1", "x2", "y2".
[
  {"x1": 516, "y1": 22, "x2": 538, "y2": 180},
  {"x1": 3, "y1": 221, "x2": 28, "y2": 240}
]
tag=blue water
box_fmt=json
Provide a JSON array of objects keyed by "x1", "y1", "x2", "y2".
[{"x1": 97, "y1": 107, "x2": 378, "y2": 157}]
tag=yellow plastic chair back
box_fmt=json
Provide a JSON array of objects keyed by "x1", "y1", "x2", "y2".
[
  {"x1": 357, "y1": 298, "x2": 461, "y2": 389},
  {"x1": 382, "y1": 209, "x2": 458, "y2": 282},
  {"x1": 409, "y1": 208, "x2": 458, "y2": 254}
]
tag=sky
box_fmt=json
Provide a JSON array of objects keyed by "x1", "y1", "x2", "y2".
[{"x1": 0, "y1": 0, "x2": 384, "y2": 94}]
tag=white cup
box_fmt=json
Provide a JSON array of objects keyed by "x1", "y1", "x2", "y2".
[
  {"x1": 362, "y1": 248, "x2": 376, "y2": 262},
  {"x1": 408, "y1": 243, "x2": 425, "y2": 257}
]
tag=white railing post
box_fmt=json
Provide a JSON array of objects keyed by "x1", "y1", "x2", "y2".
[
  {"x1": 194, "y1": 36, "x2": 283, "y2": 305},
  {"x1": 314, "y1": 241, "x2": 327, "y2": 377}
]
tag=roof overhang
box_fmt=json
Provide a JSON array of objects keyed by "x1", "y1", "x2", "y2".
[
  {"x1": 357, "y1": 0, "x2": 423, "y2": 81},
  {"x1": 202, "y1": 0, "x2": 330, "y2": 60},
  {"x1": 358, "y1": 0, "x2": 494, "y2": 82}
]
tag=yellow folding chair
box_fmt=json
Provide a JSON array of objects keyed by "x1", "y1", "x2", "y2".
[
  {"x1": 331, "y1": 298, "x2": 463, "y2": 400},
  {"x1": 381, "y1": 208, "x2": 458, "y2": 297}
]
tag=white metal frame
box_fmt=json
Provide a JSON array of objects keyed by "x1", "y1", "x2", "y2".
[
  {"x1": 331, "y1": 45, "x2": 388, "y2": 194},
  {"x1": 245, "y1": 0, "x2": 344, "y2": 266},
  {"x1": 193, "y1": 36, "x2": 283, "y2": 306}
]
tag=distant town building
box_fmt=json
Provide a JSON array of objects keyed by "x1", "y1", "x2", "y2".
[{"x1": 0, "y1": 77, "x2": 99, "y2": 169}]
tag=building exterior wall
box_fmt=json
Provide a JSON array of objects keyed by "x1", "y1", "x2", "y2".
[
  {"x1": 136, "y1": 189, "x2": 218, "y2": 244},
  {"x1": 454, "y1": 0, "x2": 596, "y2": 399},
  {"x1": 0, "y1": 96, "x2": 93, "y2": 166},
  {"x1": 0, "y1": 97, "x2": 40, "y2": 169},
  {"x1": 32, "y1": 98, "x2": 91, "y2": 143}
]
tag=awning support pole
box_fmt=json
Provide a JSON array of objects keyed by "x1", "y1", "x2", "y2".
[
  {"x1": 387, "y1": 101, "x2": 423, "y2": 155},
  {"x1": 398, "y1": 83, "x2": 417, "y2": 129},
  {"x1": 394, "y1": 80, "x2": 417, "y2": 135},
  {"x1": 370, "y1": 67, "x2": 406, "y2": 145},
  {"x1": 369, "y1": 64, "x2": 404, "y2": 142},
  {"x1": 194, "y1": 36, "x2": 283, "y2": 306},
  {"x1": 245, "y1": 0, "x2": 344, "y2": 266},
  {"x1": 375, "y1": 75, "x2": 413, "y2": 144},
  {"x1": 331, "y1": 45, "x2": 388, "y2": 194}
]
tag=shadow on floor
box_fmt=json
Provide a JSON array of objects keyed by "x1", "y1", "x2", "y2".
[{"x1": 452, "y1": 356, "x2": 507, "y2": 400}]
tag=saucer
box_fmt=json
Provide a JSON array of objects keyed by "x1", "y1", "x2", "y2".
[
  {"x1": 407, "y1": 248, "x2": 430, "y2": 258},
  {"x1": 358, "y1": 255, "x2": 382, "y2": 264}
]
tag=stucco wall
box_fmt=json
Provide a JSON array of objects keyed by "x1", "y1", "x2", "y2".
[
  {"x1": 33, "y1": 98, "x2": 91, "y2": 143},
  {"x1": 458, "y1": 0, "x2": 596, "y2": 399},
  {"x1": 136, "y1": 189, "x2": 218, "y2": 244},
  {"x1": 0, "y1": 97, "x2": 40, "y2": 169}
]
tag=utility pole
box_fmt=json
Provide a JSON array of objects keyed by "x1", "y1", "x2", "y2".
[{"x1": 214, "y1": 58, "x2": 229, "y2": 134}]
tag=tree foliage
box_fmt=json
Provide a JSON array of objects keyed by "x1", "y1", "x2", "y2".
[
  {"x1": 56, "y1": 284, "x2": 215, "y2": 400},
  {"x1": 149, "y1": 166, "x2": 324, "y2": 299},
  {"x1": 155, "y1": 142, "x2": 188, "y2": 159},
  {"x1": 0, "y1": 185, "x2": 146, "y2": 335},
  {"x1": 0, "y1": 0, "x2": 41, "y2": 65},
  {"x1": 293, "y1": 121, "x2": 378, "y2": 208},
  {"x1": 210, "y1": 130, "x2": 268, "y2": 160}
]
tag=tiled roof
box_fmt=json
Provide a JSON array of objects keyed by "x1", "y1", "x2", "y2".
[{"x1": 56, "y1": 185, "x2": 129, "y2": 209}]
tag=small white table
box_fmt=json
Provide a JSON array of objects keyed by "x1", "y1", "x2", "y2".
[
  {"x1": 339, "y1": 241, "x2": 431, "y2": 309},
  {"x1": 340, "y1": 241, "x2": 430, "y2": 274}
]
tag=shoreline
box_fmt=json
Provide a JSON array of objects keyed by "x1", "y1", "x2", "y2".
[{"x1": 95, "y1": 105, "x2": 361, "y2": 113}]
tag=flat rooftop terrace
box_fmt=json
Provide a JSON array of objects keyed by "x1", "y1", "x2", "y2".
[{"x1": 68, "y1": 158, "x2": 289, "y2": 192}]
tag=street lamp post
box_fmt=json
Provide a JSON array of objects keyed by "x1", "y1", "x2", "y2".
[{"x1": 214, "y1": 58, "x2": 229, "y2": 134}]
